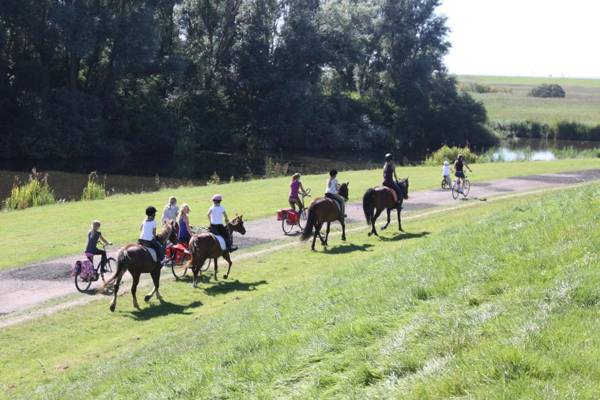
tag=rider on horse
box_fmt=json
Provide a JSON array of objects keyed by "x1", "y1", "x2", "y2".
[
  {"x1": 139, "y1": 206, "x2": 166, "y2": 266},
  {"x1": 383, "y1": 153, "x2": 402, "y2": 208},
  {"x1": 208, "y1": 194, "x2": 237, "y2": 252},
  {"x1": 325, "y1": 169, "x2": 346, "y2": 217}
]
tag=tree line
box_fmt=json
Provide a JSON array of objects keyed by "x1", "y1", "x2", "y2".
[{"x1": 0, "y1": 0, "x2": 494, "y2": 160}]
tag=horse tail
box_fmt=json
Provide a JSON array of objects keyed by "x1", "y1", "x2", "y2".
[
  {"x1": 363, "y1": 188, "x2": 375, "y2": 225},
  {"x1": 102, "y1": 248, "x2": 129, "y2": 288},
  {"x1": 301, "y1": 205, "x2": 317, "y2": 241}
]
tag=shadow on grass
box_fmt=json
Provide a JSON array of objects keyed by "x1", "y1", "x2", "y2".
[
  {"x1": 203, "y1": 279, "x2": 268, "y2": 296},
  {"x1": 378, "y1": 231, "x2": 431, "y2": 242},
  {"x1": 323, "y1": 243, "x2": 374, "y2": 254},
  {"x1": 126, "y1": 300, "x2": 203, "y2": 320}
]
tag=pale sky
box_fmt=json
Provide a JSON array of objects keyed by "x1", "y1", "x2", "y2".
[{"x1": 437, "y1": 0, "x2": 600, "y2": 78}]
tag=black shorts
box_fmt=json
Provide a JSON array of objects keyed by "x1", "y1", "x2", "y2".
[{"x1": 455, "y1": 171, "x2": 465, "y2": 178}]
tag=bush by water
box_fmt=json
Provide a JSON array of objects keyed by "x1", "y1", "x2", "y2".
[{"x1": 5, "y1": 169, "x2": 55, "y2": 210}]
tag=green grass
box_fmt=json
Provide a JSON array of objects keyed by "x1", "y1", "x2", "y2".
[
  {"x1": 458, "y1": 75, "x2": 600, "y2": 125},
  {"x1": 1, "y1": 159, "x2": 600, "y2": 271},
  {"x1": 0, "y1": 183, "x2": 599, "y2": 398}
]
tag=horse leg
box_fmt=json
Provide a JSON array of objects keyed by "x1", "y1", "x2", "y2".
[
  {"x1": 324, "y1": 222, "x2": 331, "y2": 246},
  {"x1": 145, "y1": 268, "x2": 162, "y2": 302},
  {"x1": 397, "y1": 206, "x2": 404, "y2": 232},
  {"x1": 370, "y1": 208, "x2": 384, "y2": 236},
  {"x1": 109, "y1": 270, "x2": 125, "y2": 312},
  {"x1": 382, "y1": 208, "x2": 392, "y2": 230},
  {"x1": 131, "y1": 272, "x2": 141, "y2": 310},
  {"x1": 213, "y1": 257, "x2": 219, "y2": 281},
  {"x1": 192, "y1": 258, "x2": 205, "y2": 288},
  {"x1": 223, "y1": 253, "x2": 233, "y2": 279},
  {"x1": 316, "y1": 222, "x2": 325, "y2": 245},
  {"x1": 340, "y1": 218, "x2": 346, "y2": 241},
  {"x1": 312, "y1": 223, "x2": 321, "y2": 251}
]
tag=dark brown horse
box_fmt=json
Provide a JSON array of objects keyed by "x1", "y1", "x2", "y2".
[
  {"x1": 104, "y1": 221, "x2": 178, "y2": 312},
  {"x1": 187, "y1": 216, "x2": 246, "y2": 287},
  {"x1": 301, "y1": 183, "x2": 349, "y2": 250},
  {"x1": 362, "y1": 178, "x2": 409, "y2": 237}
]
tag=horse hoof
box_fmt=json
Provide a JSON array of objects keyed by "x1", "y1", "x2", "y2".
[
  {"x1": 368, "y1": 232, "x2": 372, "y2": 237},
  {"x1": 223, "y1": 274, "x2": 228, "y2": 279},
  {"x1": 110, "y1": 304, "x2": 116, "y2": 313},
  {"x1": 342, "y1": 237, "x2": 346, "y2": 241},
  {"x1": 144, "y1": 295, "x2": 151, "y2": 302}
]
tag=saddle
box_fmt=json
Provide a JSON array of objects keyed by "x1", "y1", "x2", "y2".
[
  {"x1": 208, "y1": 233, "x2": 227, "y2": 251},
  {"x1": 380, "y1": 186, "x2": 398, "y2": 203},
  {"x1": 326, "y1": 193, "x2": 344, "y2": 213},
  {"x1": 138, "y1": 240, "x2": 158, "y2": 263}
]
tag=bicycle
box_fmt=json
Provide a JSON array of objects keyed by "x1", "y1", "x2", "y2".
[
  {"x1": 72, "y1": 244, "x2": 116, "y2": 293},
  {"x1": 166, "y1": 226, "x2": 212, "y2": 280},
  {"x1": 451, "y1": 175, "x2": 471, "y2": 199},
  {"x1": 441, "y1": 175, "x2": 451, "y2": 190},
  {"x1": 281, "y1": 188, "x2": 311, "y2": 235}
]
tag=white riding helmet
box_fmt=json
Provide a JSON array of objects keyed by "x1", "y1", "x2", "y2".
[
  {"x1": 212, "y1": 194, "x2": 222, "y2": 201},
  {"x1": 443, "y1": 160, "x2": 449, "y2": 165}
]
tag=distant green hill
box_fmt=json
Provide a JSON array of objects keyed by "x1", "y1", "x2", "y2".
[{"x1": 457, "y1": 75, "x2": 600, "y2": 126}]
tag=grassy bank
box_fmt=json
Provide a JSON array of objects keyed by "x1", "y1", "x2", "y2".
[
  {"x1": 1, "y1": 159, "x2": 600, "y2": 270},
  {"x1": 1, "y1": 183, "x2": 599, "y2": 398},
  {"x1": 459, "y1": 75, "x2": 600, "y2": 125}
]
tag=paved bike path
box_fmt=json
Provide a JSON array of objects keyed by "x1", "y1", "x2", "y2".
[{"x1": 1, "y1": 169, "x2": 599, "y2": 318}]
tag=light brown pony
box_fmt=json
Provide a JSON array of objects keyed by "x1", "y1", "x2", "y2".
[
  {"x1": 104, "y1": 221, "x2": 178, "y2": 312},
  {"x1": 301, "y1": 183, "x2": 349, "y2": 250},
  {"x1": 187, "y1": 216, "x2": 246, "y2": 287},
  {"x1": 362, "y1": 178, "x2": 409, "y2": 236}
]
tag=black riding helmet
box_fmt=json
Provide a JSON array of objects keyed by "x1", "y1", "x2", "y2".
[
  {"x1": 146, "y1": 206, "x2": 157, "y2": 217},
  {"x1": 329, "y1": 169, "x2": 338, "y2": 177},
  {"x1": 385, "y1": 153, "x2": 393, "y2": 161}
]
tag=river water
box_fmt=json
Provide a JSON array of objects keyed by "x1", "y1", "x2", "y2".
[{"x1": 1, "y1": 139, "x2": 598, "y2": 201}]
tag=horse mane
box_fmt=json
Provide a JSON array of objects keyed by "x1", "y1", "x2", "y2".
[{"x1": 156, "y1": 222, "x2": 173, "y2": 243}]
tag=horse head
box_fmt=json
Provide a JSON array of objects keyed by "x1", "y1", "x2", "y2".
[
  {"x1": 230, "y1": 214, "x2": 247, "y2": 235},
  {"x1": 161, "y1": 219, "x2": 179, "y2": 244},
  {"x1": 339, "y1": 182, "x2": 350, "y2": 201},
  {"x1": 398, "y1": 177, "x2": 409, "y2": 199}
]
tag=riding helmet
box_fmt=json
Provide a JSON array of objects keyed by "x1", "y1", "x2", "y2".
[
  {"x1": 146, "y1": 206, "x2": 157, "y2": 216},
  {"x1": 212, "y1": 194, "x2": 222, "y2": 201},
  {"x1": 385, "y1": 153, "x2": 393, "y2": 161},
  {"x1": 329, "y1": 169, "x2": 338, "y2": 176}
]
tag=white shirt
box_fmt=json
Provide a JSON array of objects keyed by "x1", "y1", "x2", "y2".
[
  {"x1": 209, "y1": 205, "x2": 226, "y2": 225},
  {"x1": 326, "y1": 178, "x2": 338, "y2": 194},
  {"x1": 162, "y1": 204, "x2": 179, "y2": 222},
  {"x1": 442, "y1": 165, "x2": 450, "y2": 176},
  {"x1": 140, "y1": 219, "x2": 156, "y2": 241}
]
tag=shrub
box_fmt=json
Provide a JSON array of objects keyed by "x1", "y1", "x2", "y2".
[
  {"x1": 264, "y1": 157, "x2": 289, "y2": 178},
  {"x1": 528, "y1": 84, "x2": 566, "y2": 98},
  {"x1": 81, "y1": 171, "x2": 106, "y2": 201},
  {"x1": 207, "y1": 171, "x2": 221, "y2": 185},
  {"x1": 424, "y1": 145, "x2": 479, "y2": 166},
  {"x1": 491, "y1": 121, "x2": 552, "y2": 139},
  {"x1": 5, "y1": 168, "x2": 56, "y2": 210},
  {"x1": 459, "y1": 82, "x2": 498, "y2": 94}
]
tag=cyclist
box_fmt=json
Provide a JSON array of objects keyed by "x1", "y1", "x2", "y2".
[
  {"x1": 382, "y1": 153, "x2": 402, "y2": 207},
  {"x1": 85, "y1": 220, "x2": 111, "y2": 272},
  {"x1": 208, "y1": 194, "x2": 237, "y2": 252},
  {"x1": 139, "y1": 206, "x2": 165, "y2": 265},
  {"x1": 325, "y1": 169, "x2": 346, "y2": 217},
  {"x1": 442, "y1": 160, "x2": 451, "y2": 187},
  {"x1": 161, "y1": 196, "x2": 179, "y2": 223},
  {"x1": 177, "y1": 204, "x2": 193, "y2": 244},
  {"x1": 289, "y1": 172, "x2": 308, "y2": 214},
  {"x1": 454, "y1": 154, "x2": 472, "y2": 192}
]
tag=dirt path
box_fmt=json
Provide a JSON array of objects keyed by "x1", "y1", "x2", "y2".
[{"x1": 1, "y1": 169, "x2": 599, "y2": 325}]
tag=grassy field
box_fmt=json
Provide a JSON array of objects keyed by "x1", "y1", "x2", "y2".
[
  {"x1": 1, "y1": 183, "x2": 599, "y2": 399},
  {"x1": 1, "y1": 159, "x2": 600, "y2": 270},
  {"x1": 459, "y1": 75, "x2": 600, "y2": 125}
]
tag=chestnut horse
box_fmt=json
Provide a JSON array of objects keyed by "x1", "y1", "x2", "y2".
[
  {"x1": 301, "y1": 183, "x2": 349, "y2": 250},
  {"x1": 104, "y1": 221, "x2": 178, "y2": 312},
  {"x1": 187, "y1": 216, "x2": 246, "y2": 287},
  {"x1": 362, "y1": 178, "x2": 409, "y2": 237}
]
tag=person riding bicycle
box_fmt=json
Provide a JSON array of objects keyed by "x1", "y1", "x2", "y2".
[
  {"x1": 325, "y1": 169, "x2": 346, "y2": 217},
  {"x1": 442, "y1": 160, "x2": 451, "y2": 186},
  {"x1": 289, "y1": 172, "x2": 308, "y2": 214},
  {"x1": 161, "y1": 196, "x2": 179, "y2": 223},
  {"x1": 383, "y1": 153, "x2": 402, "y2": 208},
  {"x1": 139, "y1": 206, "x2": 165, "y2": 265},
  {"x1": 177, "y1": 203, "x2": 193, "y2": 244},
  {"x1": 454, "y1": 154, "x2": 472, "y2": 192},
  {"x1": 208, "y1": 194, "x2": 237, "y2": 252},
  {"x1": 85, "y1": 220, "x2": 111, "y2": 272}
]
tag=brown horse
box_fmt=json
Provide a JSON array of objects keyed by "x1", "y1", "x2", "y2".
[
  {"x1": 362, "y1": 178, "x2": 409, "y2": 237},
  {"x1": 301, "y1": 183, "x2": 349, "y2": 250},
  {"x1": 104, "y1": 221, "x2": 178, "y2": 312},
  {"x1": 187, "y1": 216, "x2": 246, "y2": 287}
]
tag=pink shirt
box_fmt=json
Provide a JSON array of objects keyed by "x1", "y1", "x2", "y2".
[{"x1": 289, "y1": 180, "x2": 300, "y2": 199}]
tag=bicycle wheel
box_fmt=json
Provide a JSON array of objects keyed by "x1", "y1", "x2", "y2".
[
  {"x1": 462, "y1": 179, "x2": 471, "y2": 197},
  {"x1": 100, "y1": 257, "x2": 116, "y2": 284},
  {"x1": 74, "y1": 270, "x2": 92, "y2": 293},
  {"x1": 441, "y1": 178, "x2": 448, "y2": 190},
  {"x1": 451, "y1": 182, "x2": 459, "y2": 200},
  {"x1": 282, "y1": 217, "x2": 294, "y2": 235},
  {"x1": 170, "y1": 257, "x2": 189, "y2": 280},
  {"x1": 298, "y1": 209, "x2": 308, "y2": 230}
]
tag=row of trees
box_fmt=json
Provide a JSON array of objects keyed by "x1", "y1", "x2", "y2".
[{"x1": 0, "y1": 0, "x2": 494, "y2": 160}]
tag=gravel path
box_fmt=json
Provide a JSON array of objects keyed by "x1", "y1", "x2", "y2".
[{"x1": 1, "y1": 169, "x2": 599, "y2": 322}]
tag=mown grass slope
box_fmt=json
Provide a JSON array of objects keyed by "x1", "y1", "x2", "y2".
[
  {"x1": 1, "y1": 183, "x2": 599, "y2": 399},
  {"x1": 459, "y1": 75, "x2": 600, "y2": 125},
  {"x1": 1, "y1": 159, "x2": 600, "y2": 270}
]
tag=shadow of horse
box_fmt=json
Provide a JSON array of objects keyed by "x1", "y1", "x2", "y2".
[
  {"x1": 323, "y1": 243, "x2": 374, "y2": 254},
  {"x1": 378, "y1": 231, "x2": 431, "y2": 242},
  {"x1": 203, "y1": 279, "x2": 268, "y2": 296},
  {"x1": 125, "y1": 300, "x2": 203, "y2": 320}
]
